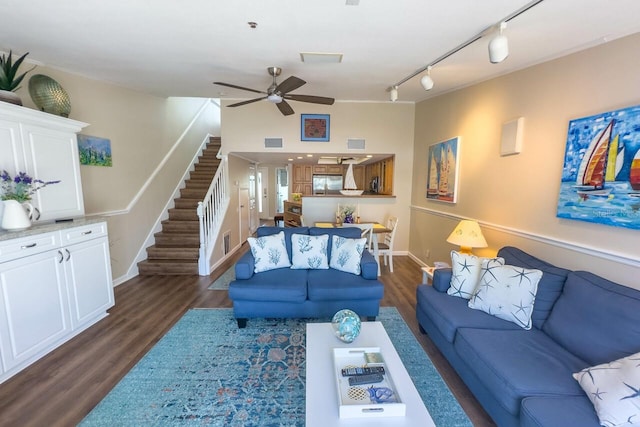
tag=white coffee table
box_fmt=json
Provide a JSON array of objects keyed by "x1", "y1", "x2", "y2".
[{"x1": 306, "y1": 322, "x2": 435, "y2": 427}]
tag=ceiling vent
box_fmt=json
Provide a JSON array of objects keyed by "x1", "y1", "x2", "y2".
[
  {"x1": 264, "y1": 137, "x2": 283, "y2": 148},
  {"x1": 299, "y1": 52, "x2": 343, "y2": 64},
  {"x1": 347, "y1": 138, "x2": 365, "y2": 150}
]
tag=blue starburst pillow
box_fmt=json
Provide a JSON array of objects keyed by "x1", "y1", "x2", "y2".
[
  {"x1": 329, "y1": 236, "x2": 367, "y2": 275},
  {"x1": 247, "y1": 231, "x2": 291, "y2": 273},
  {"x1": 468, "y1": 264, "x2": 542, "y2": 330},
  {"x1": 573, "y1": 351, "x2": 640, "y2": 427},
  {"x1": 448, "y1": 251, "x2": 504, "y2": 299},
  {"x1": 290, "y1": 233, "x2": 329, "y2": 269}
]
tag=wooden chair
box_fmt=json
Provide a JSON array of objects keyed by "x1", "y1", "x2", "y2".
[
  {"x1": 342, "y1": 223, "x2": 374, "y2": 251},
  {"x1": 377, "y1": 216, "x2": 398, "y2": 273}
]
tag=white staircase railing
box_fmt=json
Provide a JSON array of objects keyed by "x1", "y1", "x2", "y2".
[{"x1": 197, "y1": 151, "x2": 229, "y2": 275}]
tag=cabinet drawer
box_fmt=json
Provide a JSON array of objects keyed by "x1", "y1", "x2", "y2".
[
  {"x1": 0, "y1": 232, "x2": 60, "y2": 263},
  {"x1": 60, "y1": 222, "x2": 107, "y2": 245}
]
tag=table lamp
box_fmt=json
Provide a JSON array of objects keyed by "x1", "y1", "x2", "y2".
[{"x1": 446, "y1": 220, "x2": 487, "y2": 254}]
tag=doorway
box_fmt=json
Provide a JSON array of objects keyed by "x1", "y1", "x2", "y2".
[
  {"x1": 276, "y1": 167, "x2": 288, "y2": 214},
  {"x1": 258, "y1": 166, "x2": 269, "y2": 219}
]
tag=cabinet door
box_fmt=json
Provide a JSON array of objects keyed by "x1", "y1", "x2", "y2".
[
  {"x1": 303, "y1": 165, "x2": 313, "y2": 182},
  {"x1": 0, "y1": 249, "x2": 70, "y2": 371},
  {"x1": 63, "y1": 237, "x2": 114, "y2": 330},
  {"x1": 21, "y1": 124, "x2": 85, "y2": 221},
  {"x1": 327, "y1": 165, "x2": 344, "y2": 174},
  {"x1": 0, "y1": 118, "x2": 24, "y2": 173}
]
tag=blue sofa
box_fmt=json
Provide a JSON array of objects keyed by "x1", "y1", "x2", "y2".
[
  {"x1": 229, "y1": 226, "x2": 384, "y2": 328},
  {"x1": 416, "y1": 246, "x2": 640, "y2": 427}
]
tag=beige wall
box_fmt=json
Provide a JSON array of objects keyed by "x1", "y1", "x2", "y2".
[
  {"x1": 15, "y1": 66, "x2": 220, "y2": 283},
  {"x1": 410, "y1": 33, "x2": 640, "y2": 288},
  {"x1": 220, "y1": 101, "x2": 415, "y2": 251}
]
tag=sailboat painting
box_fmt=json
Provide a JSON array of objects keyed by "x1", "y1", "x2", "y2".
[
  {"x1": 426, "y1": 137, "x2": 460, "y2": 203},
  {"x1": 557, "y1": 104, "x2": 640, "y2": 230}
]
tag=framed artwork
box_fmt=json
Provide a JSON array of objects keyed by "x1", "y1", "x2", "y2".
[
  {"x1": 426, "y1": 136, "x2": 460, "y2": 203},
  {"x1": 77, "y1": 134, "x2": 112, "y2": 167},
  {"x1": 557, "y1": 104, "x2": 640, "y2": 229},
  {"x1": 301, "y1": 114, "x2": 330, "y2": 141}
]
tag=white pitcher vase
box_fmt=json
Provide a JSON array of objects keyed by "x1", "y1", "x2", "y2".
[{"x1": 1, "y1": 200, "x2": 33, "y2": 231}]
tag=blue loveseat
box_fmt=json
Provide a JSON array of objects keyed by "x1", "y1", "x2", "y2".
[
  {"x1": 416, "y1": 246, "x2": 640, "y2": 427},
  {"x1": 229, "y1": 226, "x2": 384, "y2": 328}
]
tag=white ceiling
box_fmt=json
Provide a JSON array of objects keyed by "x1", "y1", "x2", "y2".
[{"x1": 2, "y1": 0, "x2": 640, "y2": 105}]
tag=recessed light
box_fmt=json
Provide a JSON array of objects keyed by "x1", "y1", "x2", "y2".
[
  {"x1": 297, "y1": 156, "x2": 303, "y2": 159},
  {"x1": 306, "y1": 154, "x2": 313, "y2": 157},
  {"x1": 366, "y1": 155, "x2": 373, "y2": 158},
  {"x1": 287, "y1": 158, "x2": 294, "y2": 161}
]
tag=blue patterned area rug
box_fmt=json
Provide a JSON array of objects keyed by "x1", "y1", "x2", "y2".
[{"x1": 80, "y1": 307, "x2": 471, "y2": 427}]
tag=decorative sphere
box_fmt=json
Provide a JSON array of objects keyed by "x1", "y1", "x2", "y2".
[{"x1": 331, "y1": 309, "x2": 361, "y2": 343}]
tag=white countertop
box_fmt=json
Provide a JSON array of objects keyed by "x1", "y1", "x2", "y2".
[{"x1": 0, "y1": 217, "x2": 107, "y2": 241}]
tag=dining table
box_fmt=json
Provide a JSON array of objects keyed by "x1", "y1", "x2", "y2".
[{"x1": 314, "y1": 221, "x2": 391, "y2": 276}]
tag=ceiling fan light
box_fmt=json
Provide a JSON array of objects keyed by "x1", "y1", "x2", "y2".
[{"x1": 267, "y1": 93, "x2": 283, "y2": 103}]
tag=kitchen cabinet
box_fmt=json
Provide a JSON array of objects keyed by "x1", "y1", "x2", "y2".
[
  {"x1": 292, "y1": 165, "x2": 313, "y2": 196},
  {"x1": 0, "y1": 103, "x2": 88, "y2": 222},
  {"x1": 0, "y1": 220, "x2": 113, "y2": 383}
]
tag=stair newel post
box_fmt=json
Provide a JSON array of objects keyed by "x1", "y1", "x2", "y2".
[{"x1": 197, "y1": 200, "x2": 208, "y2": 275}]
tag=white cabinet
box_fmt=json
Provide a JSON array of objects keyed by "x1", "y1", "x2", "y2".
[
  {"x1": 0, "y1": 220, "x2": 113, "y2": 383},
  {"x1": 0, "y1": 103, "x2": 88, "y2": 222}
]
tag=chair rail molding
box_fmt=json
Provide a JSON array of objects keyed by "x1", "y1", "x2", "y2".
[{"x1": 410, "y1": 205, "x2": 640, "y2": 269}]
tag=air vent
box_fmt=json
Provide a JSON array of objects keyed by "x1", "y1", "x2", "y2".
[
  {"x1": 264, "y1": 137, "x2": 283, "y2": 148},
  {"x1": 347, "y1": 138, "x2": 365, "y2": 150}
]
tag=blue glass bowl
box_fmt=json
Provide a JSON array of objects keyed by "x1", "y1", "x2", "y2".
[{"x1": 331, "y1": 309, "x2": 362, "y2": 343}]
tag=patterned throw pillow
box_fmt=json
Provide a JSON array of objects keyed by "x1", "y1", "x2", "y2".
[
  {"x1": 448, "y1": 251, "x2": 505, "y2": 299},
  {"x1": 573, "y1": 351, "x2": 640, "y2": 427},
  {"x1": 247, "y1": 231, "x2": 291, "y2": 273},
  {"x1": 290, "y1": 233, "x2": 329, "y2": 269},
  {"x1": 329, "y1": 236, "x2": 367, "y2": 275},
  {"x1": 468, "y1": 264, "x2": 542, "y2": 330}
]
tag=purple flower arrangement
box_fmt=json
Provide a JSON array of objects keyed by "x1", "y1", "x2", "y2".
[{"x1": 0, "y1": 170, "x2": 60, "y2": 203}]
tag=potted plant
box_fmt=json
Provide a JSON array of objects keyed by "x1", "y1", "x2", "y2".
[{"x1": 0, "y1": 50, "x2": 33, "y2": 106}]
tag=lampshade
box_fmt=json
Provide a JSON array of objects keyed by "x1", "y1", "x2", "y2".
[
  {"x1": 488, "y1": 22, "x2": 509, "y2": 64},
  {"x1": 446, "y1": 220, "x2": 487, "y2": 254}
]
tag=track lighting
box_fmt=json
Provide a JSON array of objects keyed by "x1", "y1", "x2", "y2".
[
  {"x1": 386, "y1": 0, "x2": 543, "y2": 99},
  {"x1": 488, "y1": 22, "x2": 509, "y2": 64},
  {"x1": 420, "y1": 66, "x2": 434, "y2": 91},
  {"x1": 390, "y1": 86, "x2": 398, "y2": 102}
]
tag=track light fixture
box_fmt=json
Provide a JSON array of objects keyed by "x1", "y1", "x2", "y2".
[
  {"x1": 488, "y1": 22, "x2": 509, "y2": 64},
  {"x1": 420, "y1": 66, "x2": 434, "y2": 91},
  {"x1": 386, "y1": 0, "x2": 543, "y2": 100},
  {"x1": 390, "y1": 86, "x2": 398, "y2": 102}
]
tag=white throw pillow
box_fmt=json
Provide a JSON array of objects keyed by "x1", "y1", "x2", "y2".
[
  {"x1": 247, "y1": 231, "x2": 291, "y2": 273},
  {"x1": 468, "y1": 264, "x2": 542, "y2": 330},
  {"x1": 448, "y1": 251, "x2": 505, "y2": 299},
  {"x1": 573, "y1": 351, "x2": 640, "y2": 427},
  {"x1": 290, "y1": 233, "x2": 329, "y2": 269},
  {"x1": 329, "y1": 236, "x2": 367, "y2": 275}
]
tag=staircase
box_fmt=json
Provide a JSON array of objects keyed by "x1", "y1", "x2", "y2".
[{"x1": 137, "y1": 137, "x2": 222, "y2": 275}]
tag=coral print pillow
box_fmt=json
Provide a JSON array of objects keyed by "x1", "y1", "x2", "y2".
[
  {"x1": 573, "y1": 351, "x2": 640, "y2": 427},
  {"x1": 247, "y1": 231, "x2": 291, "y2": 273},
  {"x1": 329, "y1": 236, "x2": 367, "y2": 275},
  {"x1": 290, "y1": 233, "x2": 329, "y2": 269}
]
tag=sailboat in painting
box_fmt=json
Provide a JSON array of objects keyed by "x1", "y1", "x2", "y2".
[
  {"x1": 427, "y1": 153, "x2": 438, "y2": 197},
  {"x1": 574, "y1": 120, "x2": 614, "y2": 196}
]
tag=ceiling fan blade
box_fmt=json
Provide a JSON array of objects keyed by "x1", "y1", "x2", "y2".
[
  {"x1": 227, "y1": 97, "x2": 267, "y2": 107},
  {"x1": 213, "y1": 82, "x2": 265, "y2": 94},
  {"x1": 285, "y1": 94, "x2": 335, "y2": 105},
  {"x1": 276, "y1": 76, "x2": 306, "y2": 94},
  {"x1": 276, "y1": 100, "x2": 295, "y2": 116}
]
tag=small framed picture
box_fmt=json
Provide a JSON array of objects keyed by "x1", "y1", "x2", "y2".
[{"x1": 301, "y1": 114, "x2": 330, "y2": 142}]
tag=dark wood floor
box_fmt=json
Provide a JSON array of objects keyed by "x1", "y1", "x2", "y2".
[{"x1": 0, "y1": 246, "x2": 496, "y2": 427}]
